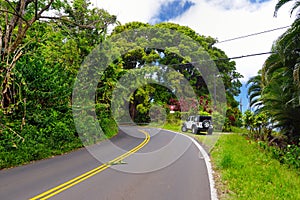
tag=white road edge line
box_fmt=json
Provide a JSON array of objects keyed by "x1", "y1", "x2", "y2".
[{"x1": 163, "y1": 129, "x2": 218, "y2": 200}]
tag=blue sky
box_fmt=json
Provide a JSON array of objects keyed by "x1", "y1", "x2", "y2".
[{"x1": 151, "y1": 1, "x2": 195, "y2": 23}]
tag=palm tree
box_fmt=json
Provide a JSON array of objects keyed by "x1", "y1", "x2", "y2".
[
  {"x1": 276, "y1": 19, "x2": 300, "y2": 86},
  {"x1": 261, "y1": 22, "x2": 300, "y2": 140},
  {"x1": 262, "y1": 73, "x2": 300, "y2": 141},
  {"x1": 247, "y1": 71, "x2": 264, "y2": 111},
  {"x1": 257, "y1": 19, "x2": 300, "y2": 140},
  {"x1": 245, "y1": 0, "x2": 300, "y2": 143},
  {"x1": 274, "y1": 0, "x2": 300, "y2": 17},
  {"x1": 261, "y1": 53, "x2": 282, "y2": 82}
]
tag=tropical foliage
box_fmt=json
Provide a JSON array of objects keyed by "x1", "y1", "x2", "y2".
[
  {"x1": 274, "y1": 0, "x2": 300, "y2": 17},
  {"x1": 247, "y1": 1, "x2": 300, "y2": 145}
]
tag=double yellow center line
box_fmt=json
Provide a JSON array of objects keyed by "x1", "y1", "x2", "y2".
[{"x1": 30, "y1": 129, "x2": 150, "y2": 200}]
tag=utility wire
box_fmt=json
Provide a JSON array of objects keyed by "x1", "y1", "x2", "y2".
[
  {"x1": 216, "y1": 25, "x2": 291, "y2": 44},
  {"x1": 169, "y1": 51, "x2": 275, "y2": 65},
  {"x1": 216, "y1": 51, "x2": 274, "y2": 61},
  {"x1": 130, "y1": 51, "x2": 275, "y2": 66},
  {"x1": 180, "y1": 51, "x2": 275, "y2": 64}
]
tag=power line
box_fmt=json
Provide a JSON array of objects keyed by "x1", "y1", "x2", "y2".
[
  {"x1": 216, "y1": 51, "x2": 274, "y2": 61},
  {"x1": 174, "y1": 51, "x2": 275, "y2": 64},
  {"x1": 216, "y1": 25, "x2": 291, "y2": 44},
  {"x1": 130, "y1": 51, "x2": 275, "y2": 66}
]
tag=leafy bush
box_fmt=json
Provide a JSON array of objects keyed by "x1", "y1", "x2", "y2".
[
  {"x1": 166, "y1": 111, "x2": 181, "y2": 125},
  {"x1": 0, "y1": 109, "x2": 85, "y2": 169},
  {"x1": 99, "y1": 117, "x2": 118, "y2": 139},
  {"x1": 258, "y1": 140, "x2": 300, "y2": 170},
  {"x1": 212, "y1": 111, "x2": 225, "y2": 131}
]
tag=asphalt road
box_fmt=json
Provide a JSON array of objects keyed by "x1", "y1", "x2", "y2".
[{"x1": 0, "y1": 126, "x2": 215, "y2": 200}]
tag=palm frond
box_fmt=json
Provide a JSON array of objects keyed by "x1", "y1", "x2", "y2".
[
  {"x1": 274, "y1": 0, "x2": 295, "y2": 17},
  {"x1": 290, "y1": 1, "x2": 300, "y2": 16}
]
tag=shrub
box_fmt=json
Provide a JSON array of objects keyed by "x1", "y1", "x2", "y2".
[
  {"x1": 99, "y1": 117, "x2": 118, "y2": 138},
  {"x1": 166, "y1": 111, "x2": 181, "y2": 125},
  {"x1": 258, "y1": 140, "x2": 300, "y2": 170}
]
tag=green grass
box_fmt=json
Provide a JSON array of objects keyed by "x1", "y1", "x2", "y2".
[
  {"x1": 230, "y1": 126, "x2": 249, "y2": 134},
  {"x1": 161, "y1": 123, "x2": 181, "y2": 132},
  {"x1": 210, "y1": 134, "x2": 300, "y2": 200}
]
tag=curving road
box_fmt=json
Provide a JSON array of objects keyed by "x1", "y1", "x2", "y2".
[{"x1": 0, "y1": 126, "x2": 215, "y2": 200}]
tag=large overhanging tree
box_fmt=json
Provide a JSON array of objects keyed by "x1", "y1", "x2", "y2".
[{"x1": 95, "y1": 22, "x2": 242, "y2": 124}]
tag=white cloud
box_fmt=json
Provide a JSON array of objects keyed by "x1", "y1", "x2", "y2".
[
  {"x1": 203, "y1": 0, "x2": 257, "y2": 10},
  {"x1": 95, "y1": 0, "x2": 296, "y2": 82},
  {"x1": 94, "y1": 0, "x2": 162, "y2": 23},
  {"x1": 172, "y1": 0, "x2": 295, "y2": 82}
]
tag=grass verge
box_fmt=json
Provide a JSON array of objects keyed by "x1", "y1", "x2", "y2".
[{"x1": 210, "y1": 134, "x2": 300, "y2": 200}]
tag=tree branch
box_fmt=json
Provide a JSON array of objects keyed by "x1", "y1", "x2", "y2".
[
  {"x1": 9, "y1": 0, "x2": 55, "y2": 54},
  {"x1": 17, "y1": 0, "x2": 27, "y2": 37},
  {"x1": 36, "y1": 0, "x2": 55, "y2": 19},
  {"x1": 0, "y1": 27, "x2": 3, "y2": 58},
  {"x1": 35, "y1": 0, "x2": 37, "y2": 19},
  {"x1": 0, "y1": 9, "x2": 28, "y2": 24},
  {"x1": 4, "y1": 0, "x2": 21, "y2": 18},
  {"x1": 0, "y1": 123, "x2": 25, "y2": 143},
  {"x1": 40, "y1": 15, "x2": 107, "y2": 30}
]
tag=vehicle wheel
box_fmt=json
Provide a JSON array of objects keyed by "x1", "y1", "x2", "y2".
[
  {"x1": 181, "y1": 125, "x2": 187, "y2": 132},
  {"x1": 192, "y1": 126, "x2": 198, "y2": 134},
  {"x1": 207, "y1": 127, "x2": 213, "y2": 135},
  {"x1": 202, "y1": 120, "x2": 210, "y2": 129}
]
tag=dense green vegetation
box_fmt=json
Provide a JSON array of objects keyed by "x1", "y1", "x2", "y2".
[
  {"x1": 0, "y1": 0, "x2": 117, "y2": 168},
  {"x1": 246, "y1": 0, "x2": 300, "y2": 170}
]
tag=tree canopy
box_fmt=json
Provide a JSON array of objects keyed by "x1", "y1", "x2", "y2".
[{"x1": 95, "y1": 22, "x2": 242, "y2": 125}]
